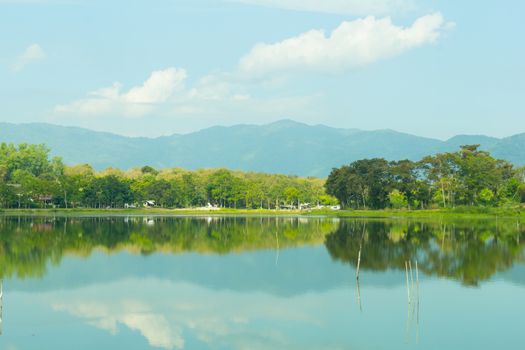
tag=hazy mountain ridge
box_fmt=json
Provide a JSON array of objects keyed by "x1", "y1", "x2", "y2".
[{"x1": 1, "y1": 120, "x2": 523, "y2": 176}]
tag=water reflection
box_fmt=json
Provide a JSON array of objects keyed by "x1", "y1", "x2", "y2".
[
  {"x1": 1, "y1": 216, "x2": 523, "y2": 285},
  {"x1": 0, "y1": 216, "x2": 338, "y2": 280},
  {"x1": 52, "y1": 295, "x2": 185, "y2": 349},
  {"x1": 325, "y1": 219, "x2": 525, "y2": 285},
  {"x1": 0, "y1": 216, "x2": 524, "y2": 349}
]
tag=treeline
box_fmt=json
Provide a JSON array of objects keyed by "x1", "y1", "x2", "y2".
[
  {"x1": 0, "y1": 143, "x2": 336, "y2": 209},
  {"x1": 326, "y1": 145, "x2": 525, "y2": 209}
]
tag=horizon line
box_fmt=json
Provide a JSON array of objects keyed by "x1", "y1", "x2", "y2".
[{"x1": 0, "y1": 119, "x2": 522, "y2": 141}]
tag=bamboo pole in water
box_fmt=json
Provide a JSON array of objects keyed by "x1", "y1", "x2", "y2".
[
  {"x1": 416, "y1": 260, "x2": 420, "y2": 295},
  {"x1": 405, "y1": 264, "x2": 412, "y2": 345},
  {"x1": 275, "y1": 231, "x2": 280, "y2": 266},
  {"x1": 356, "y1": 222, "x2": 366, "y2": 311},
  {"x1": 356, "y1": 248, "x2": 362, "y2": 280},
  {"x1": 415, "y1": 260, "x2": 420, "y2": 344},
  {"x1": 409, "y1": 260, "x2": 414, "y2": 294},
  {"x1": 405, "y1": 261, "x2": 411, "y2": 304},
  {"x1": 356, "y1": 222, "x2": 366, "y2": 280},
  {"x1": 356, "y1": 279, "x2": 362, "y2": 312}
]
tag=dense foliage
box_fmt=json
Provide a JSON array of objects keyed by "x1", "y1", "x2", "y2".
[
  {"x1": 326, "y1": 145, "x2": 525, "y2": 209},
  {"x1": 2, "y1": 143, "x2": 524, "y2": 210},
  {"x1": 0, "y1": 143, "x2": 336, "y2": 209}
]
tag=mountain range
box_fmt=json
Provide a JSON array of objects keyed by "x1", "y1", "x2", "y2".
[{"x1": 1, "y1": 120, "x2": 524, "y2": 177}]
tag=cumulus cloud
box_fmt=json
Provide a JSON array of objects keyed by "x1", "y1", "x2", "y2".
[
  {"x1": 125, "y1": 68, "x2": 186, "y2": 104},
  {"x1": 239, "y1": 13, "x2": 448, "y2": 75},
  {"x1": 231, "y1": 0, "x2": 415, "y2": 15},
  {"x1": 53, "y1": 301, "x2": 185, "y2": 349},
  {"x1": 54, "y1": 69, "x2": 277, "y2": 119},
  {"x1": 55, "y1": 68, "x2": 187, "y2": 117},
  {"x1": 12, "y1": 44, "x2": 47, "y2": 72},
  {"x1": 55, "y1": 12, "x2": 451, "y2": 125}
]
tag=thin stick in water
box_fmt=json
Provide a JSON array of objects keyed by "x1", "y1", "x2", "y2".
[
  {"x1": 409, "y1": 260, "x2": 414, "y2": 297},
  {"x1": 415, "y1": 260, "x2": 420, "y2": 297},
  {"x1": 405, "y1": 261, "x2": 411, "y2": 304},
  {"x1": 356, "y1": 279, "x2": 362, "y2": 313},
  {"x1": 356, "y1": 247, "x2": 362, "y2": 280}
]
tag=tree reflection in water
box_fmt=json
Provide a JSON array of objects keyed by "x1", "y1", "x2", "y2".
[
  {"x1": 0, "y1": 216, "x2": 337, "y2": 280},
  {"x1": 0, "y1": 216, "x2": 524, "y2": 347},
  {"x1": 325, "y1": 219, "x2": 525, "y2": 286},
  {"x1": 0, "y1": 216, "x2": 523, "y2": 285}
]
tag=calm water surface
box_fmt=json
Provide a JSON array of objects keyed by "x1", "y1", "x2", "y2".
[{"x1": 0, "y1": 216, "x2": 523, "y2": 349}]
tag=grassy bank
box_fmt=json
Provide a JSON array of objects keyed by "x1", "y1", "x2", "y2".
[
  {"x1": 0, "y1": 206, "x2": 524, "y2": 219},
  {"x1": 313, "y1": 206, "x2": 525, "y2": 219}
]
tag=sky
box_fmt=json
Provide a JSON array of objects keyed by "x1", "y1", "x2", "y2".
[{"x1": 0, "y1": 0, "x2": 524, "y2": 139}]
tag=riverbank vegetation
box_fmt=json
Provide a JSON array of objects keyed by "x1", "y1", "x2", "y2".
[
  {"x1": 0, "y1": 143, "x2": 336, "y2": 209},
  {"x1": 326, "y1": 145, "x2": 525, "y2": 210},
  {"x1": 1, "y1": 142, "x2": 524, "y2": 212}
]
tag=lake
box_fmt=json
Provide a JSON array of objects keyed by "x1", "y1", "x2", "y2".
[{"x1": 0, "y1": 216, "x2": 523, "y2": 349}]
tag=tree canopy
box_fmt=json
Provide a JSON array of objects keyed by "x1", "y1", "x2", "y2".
[
  {"x1": 326, "y1": 145, "x2": 525, "y2": 209},
  {"x1": 0, "y1": 142, "x2": 336, "y2": 209}
]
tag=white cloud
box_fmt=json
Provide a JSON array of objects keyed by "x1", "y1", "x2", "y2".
[
  {"x1": 239, "y1": 13, "x2": 448, "y2": 75},
  {"x1": 12, "y1": 43, "x2": 47, "y2": 72},
  {"x1": 53, "y1": 67, "x2": 322, "y2": 134},
  {"x1": 230, "y1": 0, "x2": 415, "y2": 15},
  {"x1": 55, "y1": 68, "x2": 187, "y2": 118},
  {"x1": 53, "y1": 301, "x2": 185, "y2": 349},
  {"x1": 54, "y1": 69, "x2": 280, "y2": 120},
  {"x1": 54, "y1": 12, "x2": 452, "y2": 127},
  {"x1": 125, "y1": 68, "x2": 186, "y2": 104}
]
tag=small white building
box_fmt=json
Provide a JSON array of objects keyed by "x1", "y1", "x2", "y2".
[{"x1": 143, "y1": 200, "x2": 156, "y2": 207}]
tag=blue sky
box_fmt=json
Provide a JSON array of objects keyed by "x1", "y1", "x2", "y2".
[{"x1": 1, "y1": 0, "x2": 524, "y2": 138}]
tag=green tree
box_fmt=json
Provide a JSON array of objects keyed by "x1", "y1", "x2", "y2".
[
  {"x1": 478, "y1": 188, "x2": 495, "y2": 206},
  {"x1": 389, "y1": 189, "x2": 408, "y2": 209}
]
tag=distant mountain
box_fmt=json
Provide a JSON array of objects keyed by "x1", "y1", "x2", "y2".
[
  {"x1": 0, "y1": 120, "x2": 524, "y2": 177},
  {"x1": 488, "y1": 133, "x2": 525, "y2": 166},
  {"x1": 442, "y1": 134, "x2": 500, "y2": 151}
]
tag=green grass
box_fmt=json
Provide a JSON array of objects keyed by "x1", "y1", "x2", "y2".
[
  {"x1": 309, "y1": 206, "x2": 525, "y2": 219},
  {"x1": 1, "y1": 205, "x2": 524, "y2": 218}
]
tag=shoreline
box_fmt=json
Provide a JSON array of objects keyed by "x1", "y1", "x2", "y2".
[{"x1": 1, "y1": 207, "x2": 523, "y2": 219}]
